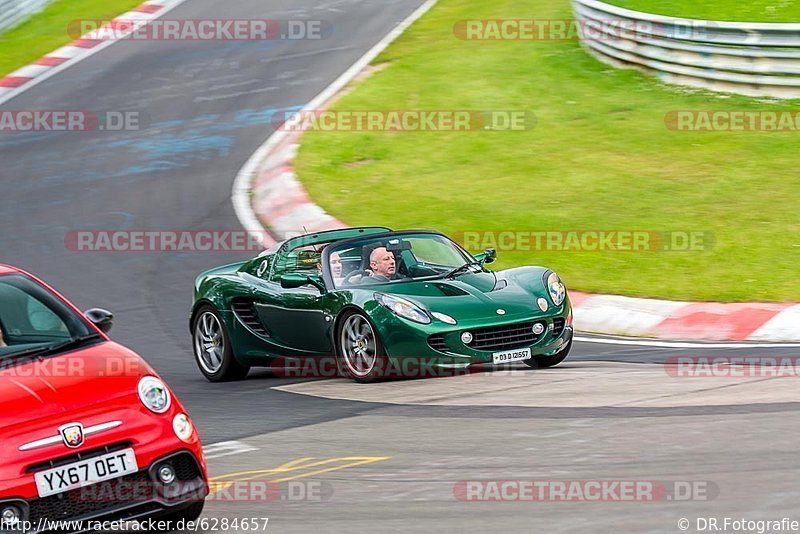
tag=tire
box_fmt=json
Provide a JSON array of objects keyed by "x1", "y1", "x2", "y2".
[
  {"x1": 192, "y1": 305, "x2": 250, "y2": 382},
  {"x1": 336, "y1": 310, "x2": 388, "y2": 383},
  {"x1": 159, "y1": 500, "x2": 205, "y2": 527},
  {"x1": 524, "y1": 339, "x2": 572, "y2": 369}
]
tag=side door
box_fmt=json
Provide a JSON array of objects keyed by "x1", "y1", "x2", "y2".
[{"x1": 244, "y1": 267, "x2": 333, "y2": 355}]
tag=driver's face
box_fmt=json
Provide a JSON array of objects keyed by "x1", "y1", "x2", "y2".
[{"x1": 370, "y1": 247, "x2": 396, "y2": 277}]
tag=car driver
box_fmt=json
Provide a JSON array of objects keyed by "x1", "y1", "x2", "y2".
[{"x1": 367, "y1": 246, "x2": 406, "y2": 282}]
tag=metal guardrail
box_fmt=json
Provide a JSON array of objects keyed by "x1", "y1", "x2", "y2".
[
  {"x1": 572, "y1": 0, "x2": 800, "y2": 98},
  {"x1": 0, "y1": 0, "x2": 54, "y2": 33}
]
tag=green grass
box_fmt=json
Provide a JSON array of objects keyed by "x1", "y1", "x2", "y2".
[
  {"x1": 0, "y1": 0, "x2": 142, "y2": 77},
  {"x1": 604, "y1": 0, "x2": 800, "y2": 22},
  {"x1": 295, "y1": 0, "x2": 800, "y2": 302}
]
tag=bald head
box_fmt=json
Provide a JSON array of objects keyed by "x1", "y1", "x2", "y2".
[{"x1": 369, "y1": 247, "x2": 396, "y2": 278}]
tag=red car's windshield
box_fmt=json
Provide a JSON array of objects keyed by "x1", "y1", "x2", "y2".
[{"x1": 0, "y1": 274, "x2": 95, "y2": 358}]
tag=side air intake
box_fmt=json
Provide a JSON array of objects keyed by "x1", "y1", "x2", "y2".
[{"x1": 231, "y1": 298, "x2": 269, "y2": 337}]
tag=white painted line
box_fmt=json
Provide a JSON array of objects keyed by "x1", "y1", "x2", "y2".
[
  {"x1": 0, "y1": 0, "x2": 191, "y2": 107},
  {"x1": 203, "y1": 440, "x2": 258, "y2": 460},
  {"x1": 574, "y1": 335, "x2": 800, "y2": 349},
  {"x1": 231, "y1": 0, "x2": 439, "y2": 237}
]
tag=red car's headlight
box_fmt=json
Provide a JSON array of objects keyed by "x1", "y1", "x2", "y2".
[{"x1": 138, "y1": 376, "x2": 171, "y2": 413}]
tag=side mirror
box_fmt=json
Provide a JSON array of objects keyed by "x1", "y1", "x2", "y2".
[
  {"x1": 84, "y1": 308, "x2": 113, "y2": 333},
  {"x1": 475, "y1": 248, "x2": 496, "y2": 265},
  {"x1": 280, "y1": 273, "x2": 326, "y2": 293}
]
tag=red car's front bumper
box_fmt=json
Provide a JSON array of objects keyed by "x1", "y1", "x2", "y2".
[{"x1": 0, "y1": 393, "x2": 208, "y2": 532}]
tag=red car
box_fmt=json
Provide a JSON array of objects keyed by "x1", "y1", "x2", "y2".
[{"x1": 0, "y1": 265, "x2": 208, "y2": 531}]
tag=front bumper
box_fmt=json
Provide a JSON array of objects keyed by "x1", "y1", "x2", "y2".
[
  {"x1": 378, "y1": 300, "x2": 573, "y2": 368},
  {"x1": 0, "y1": 449, "x2": 206, "y2": 534}
]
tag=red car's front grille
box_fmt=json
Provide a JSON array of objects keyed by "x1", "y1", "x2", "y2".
[
  {"x1": 29, "y1": 471, "x2": 153, "y2": 522},
  {"x1": 27, "y1": 453, "x2": 202, "y2": 526}
]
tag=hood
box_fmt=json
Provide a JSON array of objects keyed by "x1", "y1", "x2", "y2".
[
  {"x1": 370, "y1": 269, "x2": 554, "y2": 322},
  {"x1": 0, "y1": 341, "x2": 155, "y2": 432}
]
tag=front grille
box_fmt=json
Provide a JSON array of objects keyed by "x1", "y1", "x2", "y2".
[
  {"x1": 232, "y1": 299, "x2": 269, "y2": 337},
  {"x1": 29, "y1": 471, "x2": 153, "y2": 522},
  {"x1": 27, "y1": 453, "x2": 202, "y2": 525},
  {"x1": 552, "y1": 317, "x2": 566, "y2": 337},
  {"x1": 466, "y1": 321, "x2": 543, "y2": 351},
  {"x1": 26, "y1": 442, "x2": 133, "y2": 474},
  {"x1": 427, "y1": 334, "x2": 448, "y2": 352}
]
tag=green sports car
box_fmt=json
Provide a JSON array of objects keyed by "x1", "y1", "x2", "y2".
[{"x1": 190, "y1": 227, "x2": 572, "y2": 383}]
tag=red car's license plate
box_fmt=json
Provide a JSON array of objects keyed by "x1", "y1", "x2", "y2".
[{"x1": 35, "y1": 448, "x2": 138, "y2": 498}]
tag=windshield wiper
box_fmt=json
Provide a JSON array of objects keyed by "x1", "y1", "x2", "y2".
[
  {"x1": 444, "y1": 261, "x2": 483, "y2": 279},
  {"x1": 1, "y1": 333, "x2": 104, "y2": 361}
]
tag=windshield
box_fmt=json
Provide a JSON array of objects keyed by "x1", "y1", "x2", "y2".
[
  {"x1": 327, "y1": 233, "x2": 474, "y2": 288},
  {"x1": 0, "y1": 274, "x2": 94, "y2": 358}
]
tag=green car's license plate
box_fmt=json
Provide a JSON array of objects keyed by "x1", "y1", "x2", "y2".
[{"x1": 492, "y1": 347, "x2": 532, "y2": 364}]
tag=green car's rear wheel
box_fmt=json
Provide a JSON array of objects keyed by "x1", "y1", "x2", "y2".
[
  {"x1": 524, "y1": 339, "x2": 572, "y2": 369},
  {"x1": 337, "y1": 310, "x2": 387, "y2": 383},
  {"x1": 192, "y1": 305, "x2": 250, "y2": 382}
]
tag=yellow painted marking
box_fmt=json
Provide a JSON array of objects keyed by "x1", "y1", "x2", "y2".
[
  {"x1": 212, "y1": 457, "x2": 320, "y2": 481},
  {"x1": 208, "y1": 456, "x2": 390, "y2": 494},
  {"x1": 271, "y1": 457, "x2": 389, "y2": 483}
]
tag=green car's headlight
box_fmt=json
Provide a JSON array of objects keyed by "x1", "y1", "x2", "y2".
[
  {"x1": 545, "y1": 272, "x2": 566, "y2": 306},
  {"x1": 375, "y1": 293, "x2": 431, "y2": 324}
]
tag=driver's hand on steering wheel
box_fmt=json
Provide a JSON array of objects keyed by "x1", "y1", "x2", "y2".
[{"x1": 0, "y1": 327, "x2": 6, "y2": 348}]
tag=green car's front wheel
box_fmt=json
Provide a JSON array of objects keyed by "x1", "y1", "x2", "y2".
[
  {"x1": 524, "y1": 339, "x2": 572, "y2": 369},
  {"x1": 337, "y1": 310, "x2": 388, "y2": 383},
  {"x1": 192, "y1": 305, "x2": 250, "y2": 382}
]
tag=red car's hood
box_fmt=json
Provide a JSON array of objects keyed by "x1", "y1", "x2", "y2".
[{"x1": 0, "y1": 341, "x2": 156, "y2": 431}]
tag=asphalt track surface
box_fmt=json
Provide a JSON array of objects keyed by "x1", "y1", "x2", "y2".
[{"x1": 1, "y1": 0, "x2": 799, "y2": 532}]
